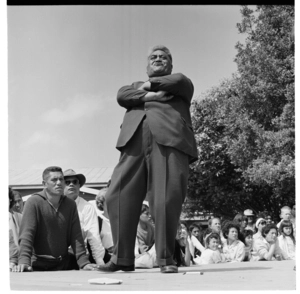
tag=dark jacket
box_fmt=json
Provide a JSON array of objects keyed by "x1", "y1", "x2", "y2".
[
  {"x1": 116, "y1": 73, "x2": 198, "y2": 163},
  {"x1": 18, "y1": 189, "x2": 90, "y2": 269}
]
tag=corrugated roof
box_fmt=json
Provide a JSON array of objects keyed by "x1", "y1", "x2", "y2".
[{"x1": 9, "y1": 167, "x2": 114, "y2": 186}]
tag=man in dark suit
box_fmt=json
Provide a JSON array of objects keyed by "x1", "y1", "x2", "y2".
[{"x1": 97, "y1": 45, "x2": 198, "y2": 273}]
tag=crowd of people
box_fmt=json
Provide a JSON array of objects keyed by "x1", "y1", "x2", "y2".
[{"x1": 8, "y1": 166, "x2": 296, "y2": 272}]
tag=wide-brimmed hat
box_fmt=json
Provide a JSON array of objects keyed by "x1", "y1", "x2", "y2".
[
  {"x1": 256, "y1": 218, "x2": 266, "y2": 228},
  {"x1": 63, "y1": 169, "x2": 86, "y2": 187},
  {"x1": 244, "y1": 209, "x2": 255, "y2": 216}
]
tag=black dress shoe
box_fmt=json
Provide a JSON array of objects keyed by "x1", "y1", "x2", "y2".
[
  {"x1": 160, "y1": 265, "x2": 178, "y2": 273},
  {"x1": 96, "y1": 260, "x2": 135, "y2": 272}
]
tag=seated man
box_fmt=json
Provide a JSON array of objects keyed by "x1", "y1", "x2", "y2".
[
  {"x1": 89, "y1": 187, "x2": 114, "y2": 261},
  {"x1": 135, "y1": 201, "x2": 155, "y2": 255},
  {"x1": 63, "y1": 169, "x2": 105, "y2": 265},
  {"x1": 13, "y1": 166, "x2": 97, "y2": 272}
]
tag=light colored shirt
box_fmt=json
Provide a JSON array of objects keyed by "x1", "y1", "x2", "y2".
[
  {"x1": 253, "y1": 231, "x2": 263, "y2": 240},
  {"x1": 89, "y1": 200, "x2": 114, "y2": 250},
  {"x1": 251, "y1": 237, "x2": 288, "y2": 261},
  {"x1": 9, "y1": 211, "x2": 22, "y2": 249},
  {"x1": 75, "y1": 197, "x2": 105, "y2": 265},
  {"x1": 278, "y1": 235, "x2": 295, "y2": 260},
  {"x1": 223, "y1": 240, "x2": 245, "y2": 262},
  {"x1": 197, "y1": 248, "x2": 225, "y2": 265},
  {"x1": 188, "y1": 235, "x2": 205, "y2": 257}
]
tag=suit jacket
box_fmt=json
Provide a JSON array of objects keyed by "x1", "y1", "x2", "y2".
[{"x1": 116, "y1": 73, "x2": 198, "y2": 163}]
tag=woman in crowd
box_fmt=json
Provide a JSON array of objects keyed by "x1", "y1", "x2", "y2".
[
  {"x1": 233, "y1": 213, "x2": 248, "y2": 234},
  {"x1": 251, "y1": 224, "x2": 288, "y2": 261},
  {"x1": 278, "y1": 220, "x2": 295, "y2": 260},
  {"x1": 187, "y1": 223, "x2": 205, "y2": 260},
  {"x1": 242, "y1": 229, "x2": 254, "y2": 261},
  {"x1": 202, "y1": 217, "x2": 226, "y2": 245},
  {"x1": 9, "y1": 187, "x2": 22, "y2": 270},
  {"x1": 196, "y1": 233, "x2": 226, "y2": 265},
  {"x1": 173, "y1": 222, "x2": 191, "y2": 267},
  {"x1": 253, "y1": 218, "x2": 267, "y2": 240},
  {"x1": 222, "y1": 222, "x2": 245, "y2": 262}
]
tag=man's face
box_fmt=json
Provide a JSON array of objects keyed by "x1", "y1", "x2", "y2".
[
  {"x1": 64, "y1": 176, "x2": 80, "y2": 200},
  {"x1": 43, "y1": 171, "x2": 65, "y2": 196},
  {"x1": 247, "y1": 216, "x2": 254, "y2": 224},
  {"x1": 210, "y1": 218, "x2": 221, "y2": 233},
  {"x1": 147, "y1": 50, "x2": 173, "y2": 77},
  {"x1": 281, "y1": 209, "x2": 291, "y2": 221},
  {"x1": 13, "y1": 192, "x2": 24, "y2": 213}
]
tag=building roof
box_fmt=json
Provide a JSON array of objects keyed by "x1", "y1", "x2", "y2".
[{"x1": 9, "y1": 167, "x2": 114, "y2": 189}]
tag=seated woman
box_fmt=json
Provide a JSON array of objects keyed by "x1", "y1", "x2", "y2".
[
  {"x1": 173, "y1": 222, "x2": 191, "y2": 267},
  {"x1": 242, "y1": 229, "x2": 254, "y2": 261},
  {"x1": 251, "y1": 224, "x2": 289, "y2": 261},
  {"x1": 196, "y1": 233, "x2": 226, "y2": 265},
  {"x1": 277, "y1": 220, "x2": 295, "y2": 260},
  {"x1": 222, "y1": 222, "x2": 245, "y2": 262},
  {"x1": 233, "y1": 213, "x2": 248, "y2": 234},
  {"x1": 187, "y1": 223, "x2": 205, "y2": 260},
  {"x1": 253, "y1": 218, "x2": 267, "y2": 241}
]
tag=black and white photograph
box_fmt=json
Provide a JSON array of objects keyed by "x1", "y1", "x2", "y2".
[{"x1": 3, "y1": 1, "x2": 296, "y2": 292}]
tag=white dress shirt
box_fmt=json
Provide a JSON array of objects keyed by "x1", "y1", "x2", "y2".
[{"x1": 75, "y1": 197, "x2": 105, "y2": 265}]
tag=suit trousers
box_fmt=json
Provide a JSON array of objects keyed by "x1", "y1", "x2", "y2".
[{"x1": 106, "y1": 117, "x2": 189, "y2": 266}]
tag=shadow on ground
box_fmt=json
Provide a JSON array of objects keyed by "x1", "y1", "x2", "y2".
[{"x1": 185, "y1": 266, "x2": 271, "y2": 273}]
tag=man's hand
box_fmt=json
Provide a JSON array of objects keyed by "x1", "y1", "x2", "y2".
[
  {"x1": 82, "y1": 263, "x2": 98, "y2": 271},
  {"x1": 12, "y1": 264, "x2": 33, "y2": 272},
  {"x1": 141, "y1": 91, "x2": 174, "y2": 102}
]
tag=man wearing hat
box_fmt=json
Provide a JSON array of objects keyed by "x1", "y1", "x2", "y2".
[
  {"x1": 64, "y1": 169, "x2": 106, "y2": 265},
  {"x1": 97, "y1": 45, "x2": 198, "y2": 274},
  {"x1": 244, "y1": 209, "x2": 256, "y2": 232}
]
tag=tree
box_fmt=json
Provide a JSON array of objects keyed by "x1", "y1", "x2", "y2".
[{"x1": 186, "y1": 5, "x2": 294, "y2": 222}]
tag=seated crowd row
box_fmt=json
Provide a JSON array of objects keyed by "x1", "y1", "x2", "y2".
[{"x1": 8, "y1": 166, "x2": 296, "y2": 271}]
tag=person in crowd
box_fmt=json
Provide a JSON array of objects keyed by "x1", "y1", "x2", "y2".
[
  {"x1": 97, "y1": 45, "x2": 197, "y2": 274},
  {"x1": 290, "y1": 205, "x2": 296, "y2": 237},
  {"x1": 253, "y1": 218, "x2": 267, "y2": 240},
  {"x1": 222, "y1": 222, "x2": 245, "y2": 262},
  {"x1": 265, "y1": 215, "x2": 273, "y2": 225},
  {"x1": 196, "y1": 233, "x2": 226, "y2": 265},
  {"x1": 277, "y1": 206, "x2": 292, "y2": 228},
  {"x1": 189, "y1": 222, "x2": 201, "y2": 240},
  {"x1": 9, "y1": 187, "x2": 22, "y2": 271},
  {"x1": 244, "y1": 209, "x2": 256, "y2": 231},
  {"x1": 278, "y1": 220, "x2": 295, "y2": 260},
  {"x1": 135, "y1": 201, "x2": 155, "y2": 255},
  {"x1": 251, "y1": 224, "x2": 288, "y2": 261},
  {"x1": 9, "y1": 229, "x2": 19, "y2": 270},
  {"x1": 89, "y1": 188, "x2": 114, "y2": 263},
  {"x1": 203, "y1": 217, "x2": 226, "y2": 245},
  {"x1": 63, "y1": 169, "x2": 105, "y2": 265},
  {"x1": 94, "y1": 183, "x2": 112, "y2": 254},
  {"x1": 188, "y1": 223, "x2": 204, "y2": 258},
  {"x1": 233, "y1": 213, "x2": 248, "y2": 234},
  {"x1": 12, "y1": 166, "x2": 97, "y2": 272},
  {"x1": 173, "y1": 222, "x2": 191, "y2": 267},
  {"x1": 242, "y1": 229, "x2": 254, "y2": 261},
  {"x1": 12, "y1": 190, "x2": 24, "y2": 214}
]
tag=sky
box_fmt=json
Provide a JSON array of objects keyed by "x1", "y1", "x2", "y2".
[{"x1": 6, "y1": 5, "x2": 249, "y2": 171}]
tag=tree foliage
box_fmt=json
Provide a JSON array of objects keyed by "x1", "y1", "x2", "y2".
[{"x1": 186, "y1": 5, "x2": 294, "y2": 222}]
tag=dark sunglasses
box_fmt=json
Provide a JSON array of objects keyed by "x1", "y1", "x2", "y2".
[
  {"x1": 65, "y1": 179, "x2": 79, "y2": 186},
  {"x1": 260, "y1": 221, "x2": 267, "y2": 225}
]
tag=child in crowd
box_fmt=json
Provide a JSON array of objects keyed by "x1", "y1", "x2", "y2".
[
  {"x1": 278, "y1": 220, "x2": 295, "y2": 260},
  {"x1": 196, "y1": 233, "x2": 226, "y2": 265},
  {"x1": 222, "y1": 222, "x2": 245, "y2": 262},
  {"x1": 242, "y1": 230, "x2": 254, "y2": 261}
]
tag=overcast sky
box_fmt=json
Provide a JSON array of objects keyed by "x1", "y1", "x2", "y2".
[{"x1": 7, "y1": 5, "x2": 249, "y2": 171}]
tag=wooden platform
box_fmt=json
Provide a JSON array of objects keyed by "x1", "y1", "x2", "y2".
[{"x1": 9, "y1": 260, "x2": 296, "y2": 291}]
